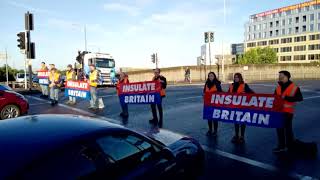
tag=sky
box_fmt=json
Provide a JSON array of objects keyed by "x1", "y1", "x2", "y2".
[{"x1": 0, "y1": 0, "x2": 305, "y2": 70}]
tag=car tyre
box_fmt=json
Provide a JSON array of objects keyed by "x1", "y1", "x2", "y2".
[{"x1": 1, "y1": 105, "x2": 20, "y2": 120}]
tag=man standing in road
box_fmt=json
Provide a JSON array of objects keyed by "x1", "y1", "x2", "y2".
[
  {"x1": 48, "y1": 68, "x2": 61, "y2": 106},
  {"x1": 273, "y1": 71, "x2": 303, "y2": 153},
  {"x1": 150, "y1": 68, "x2": 167, "y2": 128},
  {"x1": 39, "y1": 62, "x2": 49, "y2": 98},
  {"x1": 88, "y1": 64, "x2": 99, "y2": 110},
  {"x1": 116, "y1": 72, "x2": 129, "y2": 119},
  {"x1": 65, "y1": 64, "x2": 77, "y2": 105}
]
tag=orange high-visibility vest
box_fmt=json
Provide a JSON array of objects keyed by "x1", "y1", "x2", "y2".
[
  {"x1": 205, "y1": 85, "x2": 217, "y2": 92},
  {"x1": 116, "y1": 77, "x2": 129, "y2": 95},
  {"x1": 228, "y1": 83, "x2": 245, "y2": 93},
  {"x1": 276, "y1": 83, "x2": 298, "y2": 114},
  {"x1": 153, "y1": 76, "x2": 166, "y2": 97}
]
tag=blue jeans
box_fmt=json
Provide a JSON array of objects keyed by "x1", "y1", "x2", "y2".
[
  {"x1": 40, "y1": 85, "x2": 49, "y2": 95},
  {"x1": 90, "y1": 86, "x2": 98, "y2": 108},
  {"x1": 69, "y1": 96, "x2": 76, "y2": 103},
  {"x1": 119, "y1": 97, "x2": 128, "y2": 115},
  {"x1": 50, "y1": 87, "x2": 59, "y2": 101}
]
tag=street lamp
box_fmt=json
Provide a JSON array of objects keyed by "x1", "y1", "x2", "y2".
[{"x1": 72, "y1": 24, "x2": 87, "y2": 51}]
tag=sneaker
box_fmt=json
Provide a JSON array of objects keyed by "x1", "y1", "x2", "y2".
[
  {"x1": 50, "y1": 100, "x2": 55, "y2": 106},
  {"x1": 212, "y1": 131, "x2": 218, "y2": 137},
  {"x1": 272, "y1": 147, "x2": 287, "y2": 153},
  {"x1": 206, "y1": 130, "x2": 212, "y2": 136},
  {"x1": 88, "y1": 106, "x2": 94, "y2": 109},
  {"x1": 70, "y1": 102, "x2": 76, "y2": 105},
  {"x1": 238, "y1": 137, "x2": 245, "y2": 144},
  {"x1": 54, "y1": 100, "x2": 58, "y2": 104},
  {"x1": 231, "y1": 136, "x2": 239, "y2": 143},
  {"x1": 66, "y1": 101, "x2": 71, "y2": 105}
]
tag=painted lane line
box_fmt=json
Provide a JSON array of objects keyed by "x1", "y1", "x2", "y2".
[
  {"x1": 29, "y1": 102, "x2": 49, "y2": 106},
  {"x1": 177, "y1": 96, "x2": 202, "y2": 100},
  {"x1": 100, "y1": 94, "x2": 117, "y2": 98},
  {"x1": 26, "y1": 96, "x2": 120, "y2": 124},
  {"x1": 304, "y1": 95, "x2": 320, "y2": 100},
  {"x1": 201, "y1": 145, "x2": 316, "y2": 180}
]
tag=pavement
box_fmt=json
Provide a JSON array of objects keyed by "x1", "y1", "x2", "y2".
[{"x1": 24, "y1": 80, "x2": 320, "y2": 179}]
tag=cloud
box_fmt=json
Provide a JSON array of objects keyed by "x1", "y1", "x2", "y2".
[
  {"x1": 6, "y1": 1, "x2": 56, "y2": 15},
  {"x1": 103, "y1": 3, "x2": 140, "y2": 16}
]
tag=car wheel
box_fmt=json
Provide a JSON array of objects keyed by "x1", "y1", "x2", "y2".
[{"x1": 1, "y1": 105, "x2": 20, "y2": 120}]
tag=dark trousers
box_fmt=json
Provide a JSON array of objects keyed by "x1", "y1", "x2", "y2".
[
  {"x1": 151, "y1": 98, "x2": 163, "y2": 124},
  {"x1": 235, "y1": 124, "x2": 246, "y2": 137},
  {"x1": 208, "y1": 120, "x2": 218, "y2": 132},
  {"x1": 276, "y1": 113, "x2": 294, "y2": 148},
  {"x1": 119, "y1": 97, "x2": 128, "y2": 116}
]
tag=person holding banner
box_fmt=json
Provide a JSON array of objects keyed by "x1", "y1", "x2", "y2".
[
  {"x1": 39, "y1": 62, "x2": 49, "y2": 98},
  {"x1": 273, "y1": 71, "x2": 303, "y2": 153},
  {"x1": 203, "y1": 72, "x2": 223, "y2": 136},
  {"x1": 88, "y1": 64, "x2": 99, "y2": 110},
  {"x1": 49, "y1": 68, "x2": 61, "y2": 106},
  {"x1": 65, "y1": 64, "x2": 77, "y2": 105},
  {"x1": 229, "y1": 73, "x2": 254, "y2": 144},
  {"x1": 149, "y1": 68, "x2": 167, "y2": 128},
  {"x1": 116, "y1": 72, "x2": 129, "y2": 118}
]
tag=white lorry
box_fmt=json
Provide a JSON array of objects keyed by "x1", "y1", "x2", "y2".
[{"x1": 76, "y1": 51, "x2": 116, "y2": 85}]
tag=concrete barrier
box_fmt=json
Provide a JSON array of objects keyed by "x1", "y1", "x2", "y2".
[{"x1": 126, "y1": 64, "x2": 320, "y2": 83}]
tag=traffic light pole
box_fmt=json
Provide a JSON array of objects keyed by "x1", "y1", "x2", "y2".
[
  {"x1": 24, "y1": 53, "x2": 27, "y2": 90},
  {"x1": 208, "y1": 41, "x2": 212, "y2": 72}
]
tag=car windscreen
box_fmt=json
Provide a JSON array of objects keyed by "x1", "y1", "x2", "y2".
[{"x1": 94, "y1": 58, "x2": 115, "y2": 68}]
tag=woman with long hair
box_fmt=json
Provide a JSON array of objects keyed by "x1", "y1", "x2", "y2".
[
  {"x1": 228, "y1": 73, "x2": 254, "y2": 144},
  {"x1": 203, "y1": 72, "x2": 223, "y2": 136}
]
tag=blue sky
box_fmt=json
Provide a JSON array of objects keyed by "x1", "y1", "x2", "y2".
[{"x1": 0, "y1": 0, "x2": 304, "y2": 70}]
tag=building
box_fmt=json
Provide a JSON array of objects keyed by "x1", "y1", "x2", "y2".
[
  {"x1": 244, "y1": 0, "x2": 320, "y2": 63},
  {"x1": 231, "y1": 43, "x2": 244, "y2": 55},
  {"x1": 215, "y1": 55, "x2": 236, "y2": 65}
]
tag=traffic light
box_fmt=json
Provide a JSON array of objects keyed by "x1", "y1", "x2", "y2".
[
  {"x1": 17, "y1": 32, "x2": 26, "y2": 50},
  {"x1": 151, "y1": 53, "x2": 156, "y2": 63},
  {"x1": 204, "y1": 32, "x2": 209, "y2": 43},
  {"x1": 25, "y1": 12, "x2": 34, "y2": 31},
  {"x1": 27, "y1": 42, "x2": 35, "y2": 59},
  {"x1": 210, "y1": 32, "x2": 214, "y2": 42}
]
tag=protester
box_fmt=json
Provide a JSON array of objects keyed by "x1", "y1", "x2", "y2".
[
  {"x1": 273, "y1": 70, "x2": 303, "y2": 153},
  {"x1": 49, "y1": 64, "x2": 55, "y2": 71},
  {"x1": 185, "y1": 67, "x2": 191, "y2": 83},
  {"x1": 203, "y1": 72, "x2": 223, "y2": 136},
  {"x1": 150, "y1": 68, "x2": 167, "y2": 128},
  {"x1": 116, "y1": 72, "x2": 129, "y2": 118},
  {"x1": 65, "y1": 64, "x2": 77, "y2": 105},
  {"x1": 39, "y1": 62, "x2": 49, "y2": 98},
  {"x1": 88, "y1": 64, "x2": 99, "y2": 110},
  {"x1": 48, "y1": 68, "x2": 61, "y2": 106},
  {"x1": 228, "y1": 73, "x2": 254, "y2": 144}
]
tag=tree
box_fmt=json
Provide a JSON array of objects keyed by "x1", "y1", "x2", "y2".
[
  {"x1": 238, "y1": 47, "x2": 277, "y2": 64},
  {"x1": 0, "y1": 65, "x2": 23, "y2": 82}
]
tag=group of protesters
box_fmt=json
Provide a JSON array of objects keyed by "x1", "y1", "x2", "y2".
[{"x1": 203, "y1": 70, "x2": 303, "y2": 153}]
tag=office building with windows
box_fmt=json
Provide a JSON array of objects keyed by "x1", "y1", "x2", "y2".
[{"x1": 244, "y1": 0, "x2": 320, "y2": 63}]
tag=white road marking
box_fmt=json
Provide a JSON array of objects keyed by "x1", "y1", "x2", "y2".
[
  {"x1": 100, "y1": 94, "x2": 116, "y2": 98},
  {"x1": 177, "y1": 96, "x2": 202, "y2": 100},
  {"x1": 201, "y1": 145, "x2": 316, "y2": 180},
  {"x1": 29, "y1": 102, "x2": 49, "y2": 106},
  {"x1": 26, "y1": 96, "x2": 120, "y2": 124},
  {"x1": 304, "y1": 95, "x2": 320, "y2": 100}
]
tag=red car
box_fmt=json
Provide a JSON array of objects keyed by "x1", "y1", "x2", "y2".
[{"x1": 0, "y1": 85, "x2": 29, "y2": 120}]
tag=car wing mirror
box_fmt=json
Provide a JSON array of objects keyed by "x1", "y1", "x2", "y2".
[{"x1": 161, "y1": 147, "x2": 175, "y2": 160}]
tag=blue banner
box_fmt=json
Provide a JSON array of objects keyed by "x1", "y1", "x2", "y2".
[
  {"x1": 203, "y1": 106, "x2": 285, "y2": 128},
  {"x1": 65, "y1": 88, "x2": 91, "y2": 100},
  {"x1": 38, "y1": 78, "x2": 49, "y2": 86},
  {"x1": 119, "y1": 92, "x2": 161, "y2": 105}
]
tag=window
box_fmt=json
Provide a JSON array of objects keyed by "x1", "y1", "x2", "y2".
[
  {"x1": 270, "y1": 22, "x2": 273, "y2": 28},
  {"x1": 280, "y1": 47, "x2": 292, "y2": 52},
  {"x1": 295, "y1": 26, "x2": 299, "y2": 33},
  {"x1": 288, "y1": 28, "x2": 292, "y2": 34},
  {"x1": 257, "y1": 41, "x2": 267, "y2": 46},
  {"x1": 269, "y1": 31, "x2": 273, "y2": 37},
  {"x1": 294, "y1": 36, "x2": 306, "y2": 42},
  {"x1": 282, "y1": 29, "x2": 286, "y2": 35},
  {"x1": 318, "y1": 12, "x2": 320, "y2": 20},
  {"x1": 269, "y1": 39, "x2": 279, "y2": 45},
  {"x1": 305, "y1": 6, "x2": 309, "y2": 11},
  {"x1": 258, "y1": 32, "x2": 262, "y2": 38},
  {"x1": 258, "y1": 24, "x2": 261, "y2": 30},
  {"x1": 288, "y1": 18, "x2": 292, "y2": 25},
  {"x1": 310, "y1": 24, "x2": 314, "y2": 31},
  {"x1": 302, "y1": 15, "x2": 307, "y2": 22},
  {"x1": 273, "y1": 48, "x2": 279, "y2": 53},
  {"x1": 254, "y1": 25, "x2": 257, "y2": 31},
  {"x1": 263, "y1": 23, "x2": 267, "y2": 29},
  {"x1": 281, "y1": 37, "x2": 292, "y2": 43},
  {"x1": 298, "y1": 8, "x2": 302, "y2": 13},
  {"x1": 310, "y1": 14, "x2": 314, "y2": 21},
  {"x1": 253, "y1": 33, "x2": 256, "y2": 39},
  {"x1": 263, "y1": 32, "x2": 267, "y2": 38},
  {"x1": 318, "y1": 23, "x2": 320, "y2": 31},
  {"x1": 296, "y1": 17, "x2": 299, "y2": 23},
  {"x1": 309, "y1": 34, "x2": 320, "y2": 40},
  {"x1": 276, "y1": 20, "x2": 279, "y2": 27},
  {"x1": 247, "y1": 42, "x2": 256, "y2": 48},
  {"x1": 308, "y1": 54, "x2": 320, "y2": 60},
  {"x1": 275, "y1": 30, "x2": 279, "y2": 36},
  {"x1": 302, "y1": 25, "x2": 307, "y2": 32},
  {"x1": 248, "y1": 26, "x2": 251, "y2": 32},
  {"x1": 294, "y1": 45, "x2": 306, "y2": 51},
  {"x1": 282, "y1": 19, "x2": 285, "y2": 26},
  {"x1": 280, "y1": 56, "x2": 292, "y2": 61},
  {"x1": 287, "y1": 10, "x2": 292, "y2": 15},
  {"x1": 293, "y1": 55, "x2": 306, "y2": 61},
  {"x1": 308, "y1": 44, "x2": 320, "y2": 50}
]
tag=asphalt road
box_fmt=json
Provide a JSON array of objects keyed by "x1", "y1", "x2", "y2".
[{"x1": 25, "y1": 80, "x2": 320, "y2": 179}]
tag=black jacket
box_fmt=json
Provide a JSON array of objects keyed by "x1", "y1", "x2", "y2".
[
  {"x1": 154, "y1": 75, "x2": 167, "y2": 89},
  {"x1": 275, "y1": 81, "x2": 303, "y2": 102}
]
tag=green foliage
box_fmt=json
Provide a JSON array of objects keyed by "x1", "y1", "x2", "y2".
[
  {"x1": 0, "y1": 65, "x2": 23, "y2": 82},
  {"x1": 238, "y1": 47, "x2": 277, "y2": 64}
]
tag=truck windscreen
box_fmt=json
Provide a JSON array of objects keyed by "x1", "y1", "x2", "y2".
[{"x1": 94, "y1": 58, "x2": 115, "y2": 68}]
